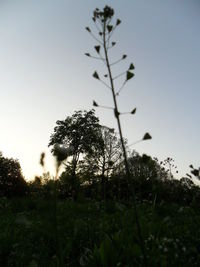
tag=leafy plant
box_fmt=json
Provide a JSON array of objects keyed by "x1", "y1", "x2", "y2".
[{"x1": 85, "y1": 6, "x2": 153, "y2": 265}]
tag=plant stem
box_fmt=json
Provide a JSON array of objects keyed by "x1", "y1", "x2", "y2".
[{"x1": 102, "y1": 20, "x2": 148, "y2": 267}]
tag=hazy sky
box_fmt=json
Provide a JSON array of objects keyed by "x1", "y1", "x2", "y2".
[{"x1": 0, "y1": 0, "x2": 199, "y2": 180}]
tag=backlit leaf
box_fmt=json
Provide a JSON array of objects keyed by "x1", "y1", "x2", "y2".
[
  {"x1": 107, "y1": 25, "x2": 113, "y2": 33},
  {"x1": 94, "y1": 45, "x2": 100, "y2": 54},
  {"x1": 143, "y1": 133, "x2": 152, "y2": 140},
  {"x1": 93, "y1": 71, "x2": 99, "y2": 79},
  {"x1": 116, "y1": 19, "x2": 121, "y2": 25},
  {"x1": 85, "y1": 27, "x2": 91, "y2": 32},
  {"x1": 93, "y1": 100, "x2": 98, "y2": 107},
  {"x1": 131, "y1": 108, "x2": 136, "y2": 114},
  {"x1": 129, "y1": 63, "x2": 135, "y2": 70},
  {"x1": 126, "y1": 71, "x2": 134, "y2": 81}
]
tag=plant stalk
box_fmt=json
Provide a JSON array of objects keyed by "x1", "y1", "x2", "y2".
[{"x1": 102, "y1": 20, "x2": 148, "y2": 267}]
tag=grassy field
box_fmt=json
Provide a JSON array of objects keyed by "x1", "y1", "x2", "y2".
[{"x1": 1, "y1": 197, "x2": 200, "y2": 266}]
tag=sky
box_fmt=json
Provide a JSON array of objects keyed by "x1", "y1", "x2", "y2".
[{"x1": 0, "y1": 0, "x2": 199, "y2": 180}]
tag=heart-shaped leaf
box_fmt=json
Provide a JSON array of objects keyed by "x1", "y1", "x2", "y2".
[
  {"x1": 143, "y1": 133, "x2": 152, "y2": 140},
  {"x1": 93, "y1": 100, "x2": 98, "y2": 107},
  {"x1": 126, "y1": 71, "x2": 134, "y2": 81},
  {"x1": 94, "y1": 45, "x2": 100, "y2": 54},
  {"x1": 107, "y1": 25, "x2": 113, "y2": 33},
  {"x1": 93, "y1": 71, "x2": 99, "y2": 79},
  {"x1": 129, "y1": 63, "x2": 135, "y2": 70},
  {"x1": 131, "y1": 108, "x2": 136, "y2": 114},
  {"x1": 85, "y1": 27, "x2": 91, "y2": 32},
  {"x1": 116, "y1": 19, "x2": 121, "y2": 25}
]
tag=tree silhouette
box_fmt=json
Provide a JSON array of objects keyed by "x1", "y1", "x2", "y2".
[
  {"x1": 0, "y1": 152, "x2": 27, "y2": 197},
  {"x1": 79, "y1": 126, "x2": 123, "y2": 199},
  {"x1": 49, "y1": 110, "x2": 103, "y2": 199}
]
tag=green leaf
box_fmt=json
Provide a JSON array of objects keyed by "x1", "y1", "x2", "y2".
[
  {"x1": 93, "y1": 71, "x2": 99, "y2": 79},
  {"x1": 122, "y1": 54, "x2": 127, "y2": 59},
  {"x1": 107, "y1": 25, "x2": 113, "y2": 33},
  {"x1": 129, "y1": 63, "x2": 135, "y2": 70},
  {"x1": 94, "y1": 45, "x2": 100, "y2": 54},
  {"x1": 85, "y1": 53, "x2": 91, "y2": 57},
  {"x1": 131, "y1": 108, "x2": 136, "y2": 114},
  {"x1": 116, "y1": 19, "x2": 121, "y2": 25},
  {"x1": 85, "y1": 27, "x2": 91, "y2": 32},
  {"x1": 143, "y1": 132, "x2": 152, "y2": 140},
  {"x1": 93, "y1": 100, "x2": 98, "y2": 107},
  {"x1": 126, "y1": 71, "x2": 134, "y2": 81}
]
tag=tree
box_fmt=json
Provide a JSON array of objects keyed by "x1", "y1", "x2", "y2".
[
  {"x1": 79, "y1": 126, "x2": 123, "y2": 198},
  {"x1": 49, "y1": 110, "x2": 103, "y2": 197},
  {"x1": 0, "y1": 152, "x2": 27, "y2": 197}
]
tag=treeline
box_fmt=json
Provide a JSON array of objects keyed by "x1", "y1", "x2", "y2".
[
  {"x1": 0, "y1": 110, "x2": 199, "y2": 208},
  {"x1": 28, "y1": 154, "x2": 200, "y2": 208}
]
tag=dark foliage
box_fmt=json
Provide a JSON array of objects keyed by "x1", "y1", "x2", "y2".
[
  {"x1": 49, "y1": 110, "x2": 103, "y2": 177},
  {"x1": 26, "y1": 151, "x2": 200, "y2": 210},
  {"x1": 0, "y1": 152, "x2": 27, "y2": 197}
]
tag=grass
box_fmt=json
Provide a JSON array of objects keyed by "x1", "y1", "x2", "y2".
[{"x1": 1, "y1": 196, "x2": 200, "y2": 266}]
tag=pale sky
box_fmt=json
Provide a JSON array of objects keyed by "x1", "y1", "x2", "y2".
[{"x1": 0, "y1": 0, "x2": 199, "y2": 180}]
